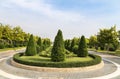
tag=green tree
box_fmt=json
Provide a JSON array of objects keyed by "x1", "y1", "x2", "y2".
[
  {"x1": 51, "y1": 29, "x2": 66, "y2": 62},
  {"x1": 42, "y1": 38, "x2": 51, "y2": 50},
  {"x1": 64, "y1": 39, "x2": 71, "y2": 50},
  {"x1": 25, "y1": 34, "x2": 37, "y2": 56},
  {"x1": 37, "y1": 37, "x2": 42, "y2": 46},
  {"x1": 97, "y1": 26, "x2": 119, "y2": 51},
  {"x1": 12, "y1": 26, "x2": 25, "y2": 47},
  {"x1": 89, "y1": 35, "x2": 98, "y2": 48},
  {"x1": 77, "y1": 35, "x2": 88, "y2": 57},
  {"x1": 36, "y1": 37, "x2": 42, "y2": 53},
  {"x1": 70, "y1": 37, "x2": 79, "y2": 52}
]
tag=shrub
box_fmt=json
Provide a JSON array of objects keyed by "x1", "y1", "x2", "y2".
[
  {"x1": 109, "y1": 44, "x2": 115, "y2": 51},
  {"x1": 36, "y1": 37, "x2": 43, "y2": 53},
  {"x1": 51, "y1": 30, "x2": 66, "y2": 62},
  {"x1": 25, "y1": 34, "x2": 37, "y2": 56},
  {"x1": 0, "y1": 43, "x2": 5, "y2": 49},
  {"x1": 77, "y1": 35, "x2": 88, "y2": 57},
  {"x1": 72, "y1": 45, "x2": 78, "y2": 54},
  {"x1": 13, "y1": 53, "x2": 102, "y2": 68}
]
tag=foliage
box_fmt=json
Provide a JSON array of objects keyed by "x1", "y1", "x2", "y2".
[
  {"x1": 77, "y1": 35, "x2": 88, "y2": 57},
  {"x1": 72, "y1": 45, "x2": 78, "y2": 54},
  {"x1": 25, "y1": 34, "x2": 37, "y2": 56},
  {"x1": 42, "y1": 38, "x2": 51, "y2": 50},
  {"x1": 51, "y1": 29, "x2": 66, "y2": 62},
  {"x1": 70, "y1": 37, "x2": 79, "y2": 52},
  {"x1": 89, "y1": 35, "x2": 98, "y2": 48},
  {"x1": 39, "y1": 46, "x2": 52, "y2": 57},
  {"x1": 13, "y1": 53, "x2": 102, "y2": 68},
  {"x1": 36, "y1": 37, "x2": 42, "y2": 53},
  {"x1": 64, "y1": 39, "x2": 71, "y2": 51},
  {"x1": 97, "y1": 26, "x2": 119, "y2": 51},
  {"x1": 0, "y1": 23, "x2": 31, "y2": 48}
]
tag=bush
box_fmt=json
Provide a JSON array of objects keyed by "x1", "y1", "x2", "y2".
[
  {"x1": 77, "y1": 36, "x2": 88, "y2": 57},
  {"x1": 72, "y1": 45, "x2": 78, "y2": 54},
  {"x1": 0, "y1": 43, "x2": 5, "y2": 49},
  {"x1": 25, "y1": 34, "x2": 37, "y2": 56},
  {"x1": 51, "y1": 30, "x2": 66, "y2": 62},
  {"x1": 13, "y1": 53, "x2": 102, "y2": 68},
  {"x1": 109, "y1": 44, "x2": 116, "y2": 51}
]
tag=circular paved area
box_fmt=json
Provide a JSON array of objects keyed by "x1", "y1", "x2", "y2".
[{"x1": 0, "y1": 50, "x2": 120, "y2": 79}]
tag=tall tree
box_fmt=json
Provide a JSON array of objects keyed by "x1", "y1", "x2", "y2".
[
  {"x1": 64, "y1": 39, "x2": 71, "y2": 50},
  {"x1": 51, "y1": 29, "x2": 66, "y2": 62},
  {"x1": 36, "y1": 37, "x2": 42, "y2": 53},
  {"x1": 77, "y1": 35, "x2": 88, "y2": 57},
  {"x1": 97, "y1": 26, "x2": 119, "y2": 51},
  {"x1": 89, "y1": 35, "x2": 97, "y2": 48},
  {"x1": 25, "y1": 34, "x2": 37, "y2": 56}
]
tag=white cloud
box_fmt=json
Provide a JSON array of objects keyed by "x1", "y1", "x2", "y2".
[
  {"x1": 1, "y1": 0, "x2": 120, "y2": 40},
  {"x1": 9, "y1": 0, "x2": 84, "y2": 22}
]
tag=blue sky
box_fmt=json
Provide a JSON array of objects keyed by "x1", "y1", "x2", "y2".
[{"x1": 0, "y1": 0, "x2": 120, "y2": 40}]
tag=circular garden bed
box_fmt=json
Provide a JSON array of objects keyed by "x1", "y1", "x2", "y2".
[{"x1": 13, "y1": 53, "x2": 102, "y2": 68}]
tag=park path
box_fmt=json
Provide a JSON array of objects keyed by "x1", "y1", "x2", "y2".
[{"x1": 0, "y1": 50, "x2": 120, "y2": 79}]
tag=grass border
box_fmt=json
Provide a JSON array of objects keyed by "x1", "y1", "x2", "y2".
[{"x1": 13, "y1": 53, "x2": 102, "y2": 68}]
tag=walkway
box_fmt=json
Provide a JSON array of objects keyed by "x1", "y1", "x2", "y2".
[{"x1": 0, "y1": 50, "x2": 120, "y2": 79}]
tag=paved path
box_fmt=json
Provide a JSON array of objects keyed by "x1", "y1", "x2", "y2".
[{"x1": 0, "y1": 50, "x2": 120, "y2": 79}]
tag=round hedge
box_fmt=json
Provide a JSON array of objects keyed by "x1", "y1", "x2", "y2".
[{"x1": 13, "y1": 53, "x2": 102, "y2": 68}]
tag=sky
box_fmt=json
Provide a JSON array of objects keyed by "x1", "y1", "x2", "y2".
[{"x1": 0, "y1": 0, "x2": 120, "y2": 40}]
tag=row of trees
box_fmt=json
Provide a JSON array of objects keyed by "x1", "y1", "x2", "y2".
[
  {"x1": 25, "y1": 34, "x2": 51, "y2": 56},
  {"x1": 0, "y1": 23, "x2": 51, "y2": 50},
  {"x1": 0, "y1": 23, "x2": 30, "y2": 48},
  {"x1": 64, "y1": 26, "x2": 120, "y2": 52},
  {"x1": 89, "y1": 26, "x2": 119, "y2": 51}
]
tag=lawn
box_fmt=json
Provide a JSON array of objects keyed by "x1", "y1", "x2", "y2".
[{"x1": 20, "y1": 55, "x2": 93, "y2": 63}]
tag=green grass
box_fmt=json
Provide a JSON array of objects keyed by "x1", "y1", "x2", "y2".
[
  {"x1": 20, "y1": 55, "x2": 93, "y2": 63},
  {"x1": 0, "y1": 47, "x2": 25, "y2": 52},
  {"x1": 88, "y1": 48, "x2": 120, "y2": 57},
  {"x1": 13, "y1": 53, "x2": 102, "y2": 68}
]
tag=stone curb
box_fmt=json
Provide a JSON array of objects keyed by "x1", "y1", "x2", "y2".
[{"x1": 11, "y1": 59, "x2": 104, "y2": 72}]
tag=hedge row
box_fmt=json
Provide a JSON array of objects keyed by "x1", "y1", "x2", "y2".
[{"x1": 13, "y1": 53, "x2": 102, "y2": 68}]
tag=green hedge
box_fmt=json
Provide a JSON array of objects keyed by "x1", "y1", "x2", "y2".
[{"x1": 13, "y1": 53, "x2": 102, "y2": 68}]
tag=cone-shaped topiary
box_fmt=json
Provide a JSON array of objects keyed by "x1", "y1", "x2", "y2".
[
  {"x1": 37, "y1": 37, "x2": 42, "y2": 47},
  {"x1": 25, "y1": 34, "x2": 37, "y2": 56},
  {"x1": 77, "y1": 35, "x2": 88, "y2": 57},
  {"x1": 36, "y1": 37, "x2": 42, "y2": 53},
  {"x1": 51, "y1": 29, "x2": 66, "y2": 62}
]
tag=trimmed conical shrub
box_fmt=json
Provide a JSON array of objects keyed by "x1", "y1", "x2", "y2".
[
  {"x1": 51, "y1": 29, "x2": 66, "y2": 62},
  {"x1": 37, "y1": 37, "x2": 42, "y2": 47},
  {"x1": 77, "y1": 35, "x2": 88, "y2": 57},
  {"x1": 25, "y1": 34, "x2": 37, "y2": 56},
  {"x1": 36, "y1": 37, "x2": 42, "y2": 53}
]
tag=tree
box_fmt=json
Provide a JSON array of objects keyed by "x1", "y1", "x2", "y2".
[
  {"x1": 77, "y1": 35, "x2": 88, "y2": 57},
  {"x1": 25, "y1": 34, "x2": 37, "y2": 56},
  {"x1": 12, "y1": 26, "x2": 25, "y2": 47},
  {"x1": 97, "y1": 26, "x2": 119, "y2": 51},
  {"x1": 70, "y1": 37, "x2": 79, "y2": 52},
  {"x1": 64, "y1": 39, "x2": 71, "y2": 50},
  {"x1": 36, "y1": 37, "x2": 42, "y2": 53},
  {"x1": 42, "y1": 38, "x2": 51, "y2": 50},
  {"x1": 89, "y1": 35, "x2": 98, "y2": 48},
  {"x1": 51, "y1": 29, "x2": 66, "y2": 62},
  {"x1": 37, "y1": 37, "x2": 42, "y2": 46}
]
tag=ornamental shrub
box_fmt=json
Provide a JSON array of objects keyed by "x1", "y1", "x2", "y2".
[
  {"x1": 51, "y1": 29, "x2": 66, "y2": 62},
  {"x1": 36, "y1": 37, "x2": 42, "y2": 53},
  {"x1": 13, "y1": 53, "x2": 101, "y2": 68},
  {"x1": 25, "y1": 34, "x2": 37, "y2": 56},
  {"x1": 77, "y1": 35, "x2": 88, "y2": 57}
]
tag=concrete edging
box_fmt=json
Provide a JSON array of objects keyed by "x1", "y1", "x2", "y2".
[{"x1": 11, "y1": 59, "x2": 104, "y2": 72}]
